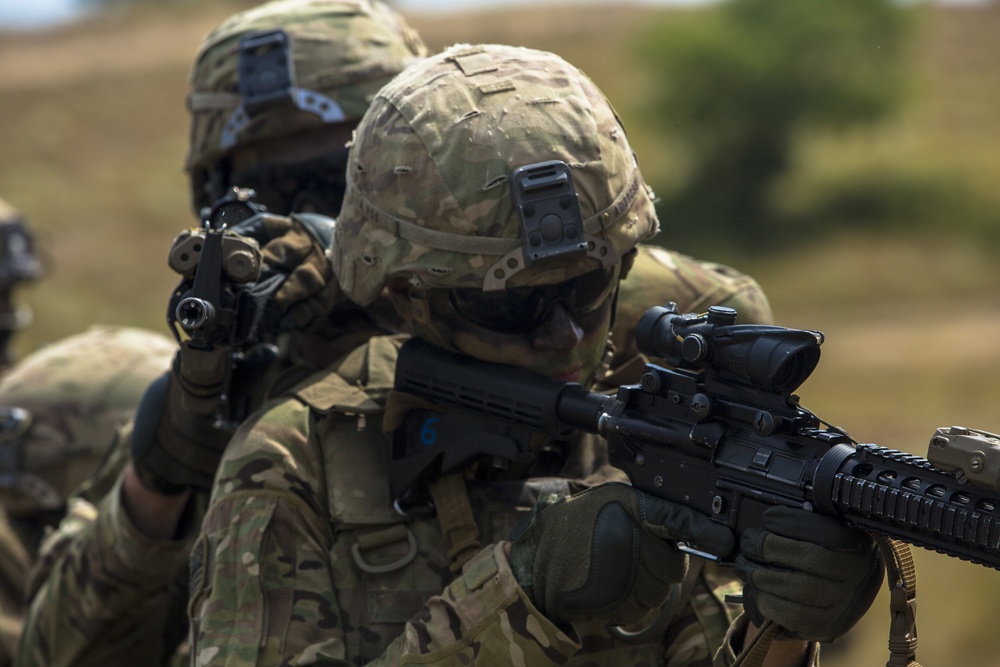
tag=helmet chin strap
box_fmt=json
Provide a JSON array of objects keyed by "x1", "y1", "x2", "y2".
[{"x1": 590, "y1": 337, "x2": 617, "y2": 386}]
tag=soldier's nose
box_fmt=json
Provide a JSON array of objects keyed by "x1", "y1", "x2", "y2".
[{"x1": 531, "y1": 301, "x2": 584, "y2": 352}]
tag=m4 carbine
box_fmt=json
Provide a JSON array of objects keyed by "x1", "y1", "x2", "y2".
[
  {"x1": 165, "y1": 187, "x2": 274, "y2": 430},
  {"x1": 391, "y1": 303, "x2": 1000, "y2": 571}
]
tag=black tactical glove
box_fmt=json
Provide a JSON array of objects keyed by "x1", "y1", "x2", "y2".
[
  {"x1": 735, "y1": 505, "x2": 884, "y2": 643},
  {"x1": 130, "y1": 344, "x2": 234, "y2": 495},
  {"x1": 508, "y1": 482, "x2": 734, "y2": 627},
  {"x1": 231, "y1": 212, "x2": 341, "y2": 334}
]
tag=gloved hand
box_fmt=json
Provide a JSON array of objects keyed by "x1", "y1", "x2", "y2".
[
  {"x1": 231, "y1": 212, "x2": 343, "y2": 334},
  {"x1": 735, "y1": 505, "x2": 884, "y2": 642},
  {"x1": 508, "y1": 482, "x2": 734, "y2": 627},
  {"x1": 130, "y1": 344, "x2": 234, "y2": 495}
]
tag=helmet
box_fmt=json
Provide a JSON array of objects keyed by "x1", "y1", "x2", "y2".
[
  {"x1": 0, "y1": 326, "x2": 175, "y2": 519},
  {"x1": 332, "y1": 44, "x2": 660, "y2": 308},
  {"x1": 185, "y1": 0, "x2": 428, "y2": 213}
]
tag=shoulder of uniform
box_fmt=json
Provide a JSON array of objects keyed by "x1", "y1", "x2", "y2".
[
  {"x1": 292, "y1": 370, "x2": 381, "y2": 414},
  {"x1": 291, "y1": 334, "x2": 407, "y2": 414},
  {"x1": 630, "y1": 244, "x2": 769, "y2": 314},
  {"x1": 638, "y1": 245, "x2": 758, "y2": 288}
]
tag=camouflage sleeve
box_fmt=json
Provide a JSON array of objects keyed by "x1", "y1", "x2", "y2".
[
  {"x1": 189, "y1": 399, "x2": 580, "y2": 666},
  {"x1": 396, "y1": 542, "x2": 580, "y2": 664},
  {"x1": 17, "y1": 461, "x2": 194, "y2": 667},
  {"x1": 0, "y1": 506, "x2": 31, "y2": 667}
]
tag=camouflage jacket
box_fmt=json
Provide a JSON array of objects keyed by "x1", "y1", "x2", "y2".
[
  {"x1": 0, "y1": 506, "x2": 30, "y2": 667},
  {"x1": 16, "y1": 423, "x2": 195, "y2": 667},
  {"x1": 191, "y1": 334, "x2": 753, "y2": 666}
]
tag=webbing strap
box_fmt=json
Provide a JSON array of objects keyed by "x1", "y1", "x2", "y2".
[
  {"x1": 427, "y1": 473, "x2": 483, "y2": 574},
  {"x1": 383, "y1": 391, "x2": 483, "y2": 574},
  {"x1": 350, "y1": 172, "x2": 643, "y2": 259},
  {"x1": 732, "y1": 619, "x2": 781, "y2": 667},
  {"x1": 873, "y1": 536, "x2": 921, "y2": 667}
]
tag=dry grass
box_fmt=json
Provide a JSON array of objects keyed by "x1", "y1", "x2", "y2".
[{"x1": 1, "y1": 3, "x2": 999, "y2": 664}]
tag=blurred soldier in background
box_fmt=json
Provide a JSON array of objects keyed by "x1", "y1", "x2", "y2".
[
  {"x1": 0, "y1": 327, "x2": 176, "y2": 551},
  {"x1": 0, "y1": 326, "x2": 175, "y2": 667},
  {"x1": 0, "y1": 197, "x2": 44, "y2": 372},
  {"x1": 17, "y1": 1, "x2": 427, "y2": 666},
  {"x1": 0, "y1": 196, "x2": 45, "y2": 667}
]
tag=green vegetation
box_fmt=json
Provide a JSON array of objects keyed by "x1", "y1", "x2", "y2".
[
  {"x1": 1, "y1": 3, "x2": 999, "y2": 665},
  {"x1": 633, "y1": 0, "x2": 913, "y2": 253}
]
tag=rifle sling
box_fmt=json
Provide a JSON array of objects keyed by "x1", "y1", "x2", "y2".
[
  {"x1": 732, "y1": 538, "x2": 922, "y2": 667},
  {"x1": 427, "y1": 472, "x2": 483, "y2": 574},
  {"x1": 383, "y1": 389, "x2": 483, "y2": 574},
  {"x1": 873, "y1": 536, "x2": 921, "y2": 667},
  {"x1": 733, "y1": 619, "x2": 781, "y2": 667}
]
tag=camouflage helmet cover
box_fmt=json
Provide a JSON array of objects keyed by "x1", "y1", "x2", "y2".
[
  {"x1": 185, "y1": 0, "x2": 427, "y2": 178},
  {"x1": 332, "y1": 44, "x2": 660, "y2": 307},
  {"x1": 0, "y1": 326, "x2": 175, "y2": 516}
]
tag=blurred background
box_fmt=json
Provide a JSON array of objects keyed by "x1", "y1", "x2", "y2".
[{"x1": 1, "y1": 0, "x2": 999, "y2": 663}]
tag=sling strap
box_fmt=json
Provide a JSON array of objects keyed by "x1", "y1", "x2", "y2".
[
  {"x1": 873, "y1": 536, "x2": 921, "y2": 667},
  {"x1": 427, "y1": 472, "x2": 484, "y2": 574}
]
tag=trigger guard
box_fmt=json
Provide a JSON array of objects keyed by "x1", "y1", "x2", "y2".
[{"x1": 607, "y1": 581, "x2": 683, "y2": 644}]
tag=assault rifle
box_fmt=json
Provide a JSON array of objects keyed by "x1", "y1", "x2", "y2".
[
  {"x1": 391, "y1": 303, "x2": 1000, "y2": 571},
  {"x1": 166, "y1": 187, "x2": 276, "y2": 429}
]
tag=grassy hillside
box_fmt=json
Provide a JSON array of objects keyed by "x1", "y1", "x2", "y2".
[{"x1": 1, "y1": 3, "x2": 999, "y2": 665}]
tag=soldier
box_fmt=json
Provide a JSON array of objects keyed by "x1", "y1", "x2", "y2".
[
  {"x1": 0, "y1": 197, "x2": 44, "y2": 372},
  {"x1": 21, "y1": 6, "x2": 776, "y2": 667},
  {"x1": 0, "y1": 196, "x2": 45, "y2": 667},
  {"x1": 16, "y1": 2, "x2": 427, "y2": 666},
  {"x1": 188, "y1": 44, "x2": 883, "y2": 666},
  {"x1": 0, "y1": 326, "x2": 176, "y2": 667}
]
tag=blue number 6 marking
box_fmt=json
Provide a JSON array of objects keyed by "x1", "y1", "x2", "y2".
[{"x1": 420, "y1": 417, "x2": 439, "y2": 446}]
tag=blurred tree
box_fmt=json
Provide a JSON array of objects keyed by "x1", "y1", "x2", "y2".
[{"x1": 634, "y1": 0, "x2": 911, "y2": 252}]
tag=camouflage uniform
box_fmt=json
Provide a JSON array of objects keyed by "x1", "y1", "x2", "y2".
[
  {"x1": 0, "y1": 506, "x2": 30, "y2": 667},
  {"x1": 0, "y1": 326, "x2": 175, "y2": 667},
  {"x1": 16, "y1": 2, "x2": 426, "y2": 666},
  {"x1": 189, "y1": 44, "x2": 795, "y2": 666},
  {"x1": 192, "y1": 336, "x2": 749, "y2": 666}
]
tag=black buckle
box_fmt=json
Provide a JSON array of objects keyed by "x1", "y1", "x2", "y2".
[
  {"x1": 511, "y1": 160, "x2": 587, "y2": 266},
  {"x1": 238, "y1": 29, "x2": 295, "y2": 117}
]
